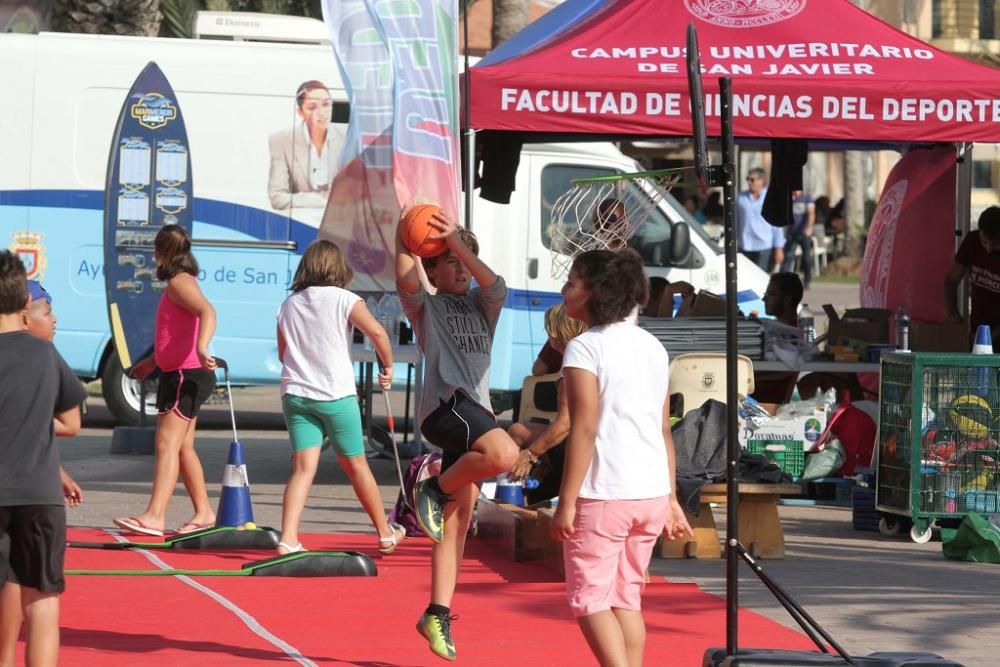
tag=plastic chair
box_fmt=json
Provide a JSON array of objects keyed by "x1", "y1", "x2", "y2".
[
  {"x1": 669, "y1": 352, "x2": 755, "y2": 416},
  {"x1": 811, "y1": 226, "x2": 829, "y2": 273},
  {"x1": 517, "y1": 372, "x2": 561, "y2": 425}
]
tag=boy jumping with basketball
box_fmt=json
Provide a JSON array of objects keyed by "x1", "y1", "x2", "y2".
[{"x1": 395, "y1": 208, "x2": 519, "y2": 661}]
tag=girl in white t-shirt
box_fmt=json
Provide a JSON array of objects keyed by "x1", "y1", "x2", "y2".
[
  {"x1": 276, "y1": 240, "x2": 404, "y2": 556},
  {"x1": 552, "y1": 248, "x2": 693, "y2": 667}
]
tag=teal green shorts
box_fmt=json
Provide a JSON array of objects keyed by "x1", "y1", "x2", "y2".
[{"x1": 281, "y1": 394, "x2": 364, "y2": 456}]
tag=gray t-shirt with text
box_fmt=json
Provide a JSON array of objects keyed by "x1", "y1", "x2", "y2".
[{"x1": 399, "y1": 277, "x2": 507, "y2": 425}]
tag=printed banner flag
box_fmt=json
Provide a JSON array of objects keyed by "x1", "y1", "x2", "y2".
[
  {"x1": 860, "y1": 145, "x2": 956, "y2": 322},
  {"x1": 321, "y1": 0, "x2": 461, "y2": 291}
]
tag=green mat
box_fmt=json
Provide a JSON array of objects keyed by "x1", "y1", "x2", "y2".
[{"x1": 65, "y1": 550, "x2": 356, "y2": 576}]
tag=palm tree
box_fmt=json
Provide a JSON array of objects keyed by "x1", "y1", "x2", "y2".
[
  {"x1": 843, "y1": 151, "x2": 866, "y2": 261},
  {"x1": 492, "y1": 0, "x2": 530, "y2": 47},
  {"x1": 51, "y1": 0, "x2": 162, "y2": 36}
]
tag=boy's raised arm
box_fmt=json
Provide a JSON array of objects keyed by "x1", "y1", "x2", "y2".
[
  {"x1": 431, "y1": 212, "x2": 498, "y2": 289},
  {"x1": 395, "y1": 217, "x2": 422, "y2": 294}
]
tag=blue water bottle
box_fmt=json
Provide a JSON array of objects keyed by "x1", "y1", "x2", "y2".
[
  {"x1": 972, "y1": 324, "x2": 993, "y2": 398},
  {"x1": 495, "y1": 474, "x2": 525, "y2": 506}
]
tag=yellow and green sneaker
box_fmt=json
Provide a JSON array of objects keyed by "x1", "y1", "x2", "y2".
[
  {"x1": 413, "y1": 478, "x2": 447, "y2": 543},
  {"x1": 416, "y1": 611, "x2": 457, "y2": 661}
]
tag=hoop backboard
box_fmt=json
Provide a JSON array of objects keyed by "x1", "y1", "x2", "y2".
[{"x1": 686, "y1": 23, "x2": 710, "y2": 191}]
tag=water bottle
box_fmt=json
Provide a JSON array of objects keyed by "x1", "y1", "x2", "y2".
[
  {"x1": 972, "y1": 324, "x2": 993, "y2": 397},
  {"x1": 799, "y1": 303, "x2": 815, "y2": 344},
  {"x1": 380, "y1": 293, "x2": 402, "y2": 346},
  {"x1": 364, "y1": 295, "x2": 380, "y2": 352},
  {"x1": 895, "y1": 304, "x2": 910, "y2": 352},
  {"x1": 376, "y1": 293, "x2": 393, "y2": 345}
]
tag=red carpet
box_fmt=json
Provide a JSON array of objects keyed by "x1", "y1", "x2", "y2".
[{"x1": 11, "y1": 528, "x2": 815, "y2": 665}]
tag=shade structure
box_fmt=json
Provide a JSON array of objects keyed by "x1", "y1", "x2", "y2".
[{"x1": 467, "y1": 0, "x2": 1000, "y2": 143}]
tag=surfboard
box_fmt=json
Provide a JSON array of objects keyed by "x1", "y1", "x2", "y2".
[{"x1": 103, "y1": 62, "x2": 193, "y2": 371}]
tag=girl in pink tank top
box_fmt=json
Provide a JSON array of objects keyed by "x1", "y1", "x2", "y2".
[
  {"x1": 113, "y1": 225, "x2": 219, "y2": 537},
  {"x1": 154, "y1": 288, "x2": 201, "y2": 371}
]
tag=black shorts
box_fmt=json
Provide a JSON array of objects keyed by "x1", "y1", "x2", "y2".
[
  {"x1": 0, "y1": 505, "x2": 66, "y2": 594},
  {"x1": 421, "y1": 390, "x2": 498, "y2": 473},
  {"x1": 156, "y1": 367, "x2": 216, "y2": 420}
]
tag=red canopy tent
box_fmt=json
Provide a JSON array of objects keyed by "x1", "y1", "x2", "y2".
[{"x1": 467, "y1": 0, "x2": 1000, "y2": 143}]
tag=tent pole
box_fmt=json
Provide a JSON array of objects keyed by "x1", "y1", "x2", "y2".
[
  {"x1": 955, "y1": 142, "x2": 972, "y2": 318},
  {"x1": 462, "y1": 0, "x2": 475, "y2": 232},
  {"x1": 718, "y1": 75, "x2": 739, "y2": 656}
]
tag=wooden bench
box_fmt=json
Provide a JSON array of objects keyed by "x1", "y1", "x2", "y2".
[
  {"x1": 658, "y1": 483, "x2": 801, "y2": 560},
  {"x1": 475, "y1": 500, "x2": 544, "y2": 562}
]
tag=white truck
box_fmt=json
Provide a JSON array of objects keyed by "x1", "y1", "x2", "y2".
[{"x1": 0, "y1": 21, "x2": 769, "y2": 423}]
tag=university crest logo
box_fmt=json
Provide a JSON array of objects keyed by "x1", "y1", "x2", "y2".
[
  {"x1": 684, "y1": 0, "x2": 805, "y2": 28},
  {"x1": 9, "y1": 231, "x2": 47, "y2": 280}
]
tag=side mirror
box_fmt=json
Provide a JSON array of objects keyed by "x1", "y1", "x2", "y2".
[{"x1": 670, "y1": 222, "x2": 691, "y2": 265}]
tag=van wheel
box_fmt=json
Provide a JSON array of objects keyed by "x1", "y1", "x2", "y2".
[{"x1": 101, "y1": 354, "x2": 157, "y2": 426}]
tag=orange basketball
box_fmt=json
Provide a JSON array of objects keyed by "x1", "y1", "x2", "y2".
[{"x1": 401, "y1": 204, "x2": 447, "y2": 258}]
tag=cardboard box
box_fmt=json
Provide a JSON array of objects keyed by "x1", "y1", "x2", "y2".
[
  {"x1": 909, "y1": 320, "x2": 969, "y2": 352},
  {"x1": 475, "y1": 500, "x2": 543, "y2": 562},
  {"x1": 829, "y1": 345, "x2": 861, "y2": 362},
  {"x1": 823, "y1": 305, "x2": 891, "y2": 349},
  {"x1": 739, "y1": 409, "x2": 827, "y2": 453},
  {"x1": 676, "y1": 290, "x2": 726, "y2": 317}
]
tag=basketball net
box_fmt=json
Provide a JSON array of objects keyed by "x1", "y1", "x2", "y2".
[{"x1": 547, "y1": 168, "x2": 687, "y2": 278}]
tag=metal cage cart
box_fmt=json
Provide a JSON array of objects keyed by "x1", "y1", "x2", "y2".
[{"x1": 877, "y1": 351, "x2": 1000, "y2": 543}]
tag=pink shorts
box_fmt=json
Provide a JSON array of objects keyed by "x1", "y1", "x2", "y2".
[{"x1": 563, "y1": 496, "x2": 669, "y2": 618}]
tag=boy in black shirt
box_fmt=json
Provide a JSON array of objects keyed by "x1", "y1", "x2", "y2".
[{"x1": 0, "y1": 251, "x2": 87, "y2": 666}]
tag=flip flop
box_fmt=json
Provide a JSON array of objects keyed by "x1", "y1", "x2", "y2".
[
  {"x1": 277, "y1": 542, "x2": 306, "y2": 555},
  {"x1": 113, "y1": 517, "x2": 164, "y2": 537},
  {"x1": 176, "y1": 521, "x2": 213, "y2": 535},
  {"x1": 378, "y1": 522, "x2": 406, "y2": 555}
]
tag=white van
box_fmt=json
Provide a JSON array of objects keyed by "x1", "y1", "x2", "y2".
[{"x1": 0, "y1": 27, "x2": 769, "y2": 423}]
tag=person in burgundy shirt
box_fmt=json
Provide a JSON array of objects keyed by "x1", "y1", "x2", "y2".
[{"x1": 945, "y1": 206, "x2": 1000, "y2": 341}]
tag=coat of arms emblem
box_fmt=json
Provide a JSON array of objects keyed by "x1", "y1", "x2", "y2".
[{"x1": 9, "y1": 231, "x2": 47, "y2": 280}]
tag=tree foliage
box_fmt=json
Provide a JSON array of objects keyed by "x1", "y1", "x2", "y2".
[
  {"x1": 52, "y1": 0, "x2": 162, "y2": 36},
  {"x1": 491, "y1": 0, "x2": 529, "y2": 48}
]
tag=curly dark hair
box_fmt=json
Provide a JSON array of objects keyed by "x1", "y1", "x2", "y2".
[
  {"x1": 570, "y1": 248, "x2": 648, "y2": 326},
  {"x1": 0, "y1": 250, "x2": 28, "y2": 315}
]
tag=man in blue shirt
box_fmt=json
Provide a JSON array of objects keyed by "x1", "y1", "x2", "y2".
[{"x1": 736, "y1": 168, "x2": 784, "y2": 271}]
